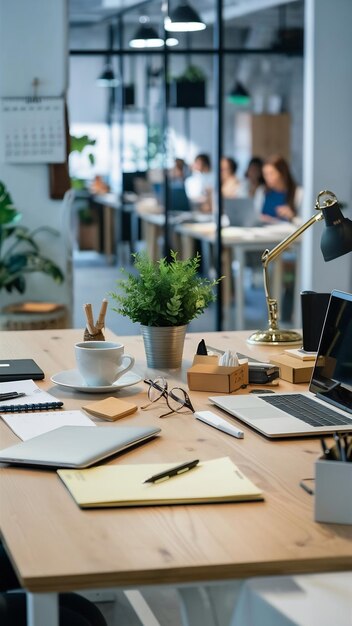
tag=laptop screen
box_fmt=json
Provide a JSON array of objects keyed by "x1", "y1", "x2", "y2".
[{"x1": 310, "y1": 290, "x2": 352, "y2": 413}]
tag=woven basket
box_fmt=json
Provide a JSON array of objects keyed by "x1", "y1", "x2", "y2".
[{"x1": 0, "y1": 303, "x2": 70, "y2": 331}]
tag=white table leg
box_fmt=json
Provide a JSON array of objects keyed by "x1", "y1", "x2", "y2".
[
  {"x1": 234, "y1": 247, "x2": 245, "y2": 330},
  {"x1": 272, "y1": 256, "x2": 283, "y2": 312},
  {"x1": 27, "y1": 592, "x2": 59, "y2": 626},
  {"x1": 178, "y1": 582, "x2": 244, "y2": 626}
]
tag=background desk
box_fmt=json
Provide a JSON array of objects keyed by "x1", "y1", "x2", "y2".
[
  {"x1": 0, "y1": 329, "x2": 351, "y2": 626},
  {"x1": 136, "y1": 209, "x2": 212, "y2": 262},
  {"x1": 175, "y1": 222, "x2": 300, "y2": 330}
]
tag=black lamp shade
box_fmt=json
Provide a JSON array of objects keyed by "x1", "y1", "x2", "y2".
[
  {"x1": 165, "y1": 3, "x2": 206, "y2": 32},
  {"x1": 97, "y1": 67, "x2": 119, "y2": 87},
  {"x1": 129, "y1": 24, "x2": 164, "y2": 48},
  {"x1": 321, "y1": 204, "x2": 352, "y2": 261},
  {"x1": 227, "y1": 81, "x2": 250, "y2": 105}
]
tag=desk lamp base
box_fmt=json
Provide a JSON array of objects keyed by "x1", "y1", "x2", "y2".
[{"x1": 247, "y1": 327, "x2": 302, "y2": 345}]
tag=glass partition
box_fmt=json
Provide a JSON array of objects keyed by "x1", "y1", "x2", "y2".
[{"x1": 69, "y1": 0, "x2": 304, "y2": 332}]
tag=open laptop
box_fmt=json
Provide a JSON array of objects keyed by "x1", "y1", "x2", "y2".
[
  {"x1": 223, "y1": 198, "x2": 256, "y2": 227},
  {"x1": 0, "y1": 425, "x2": 161, "y2": 468},
  {"x1": 210, "y1": 290, "x2": 352, "y2": 438}
]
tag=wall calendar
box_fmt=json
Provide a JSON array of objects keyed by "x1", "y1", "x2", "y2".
[{"x1": 0, "y1": 97, "x2": 66, "y2": 164}]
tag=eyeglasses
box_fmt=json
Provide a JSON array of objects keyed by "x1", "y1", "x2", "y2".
[{"x1": 142, "y1": 377, "x2": 195, "y2": 418}]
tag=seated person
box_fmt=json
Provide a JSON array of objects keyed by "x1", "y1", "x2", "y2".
[
  {"x1": 170, "y1": 158, "x2": 188, "y2": 183},
  {"x1": 220, "y1": 157, "x2": 241, "y2": 198},
  {"x1": 185, "y1": 153, "x2": 214, "y2": 211},
  {"x1": 256, "y1": 154, "x2": 303, "y2": 223},
  {"x1": 89, "y1": 175, "x2": 109, "y2": 195},
  {"x1": 241, "y1": 156, "x2": 265, "y2": 198}
]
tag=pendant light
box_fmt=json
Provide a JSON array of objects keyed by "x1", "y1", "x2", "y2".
[
  {"x1": 165, "y1": 2, "x2": 206, "y2": 32},
  {"x1": 227, "y1": 81, "x2": 251, "y2": 106},
  {"x1": 130, "y1": 17, "x2": 178, "y2": 48},
  {"x1": 96, "y1": 65, "x2": 120, "y2": 87},
  {"x1": 97, "y1": 24, "x2": 119, "y2": 87}
]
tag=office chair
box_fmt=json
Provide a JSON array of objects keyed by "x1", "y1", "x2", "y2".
[{"x1": 169, "y1": 184, "x2": 191, "y2": 212}]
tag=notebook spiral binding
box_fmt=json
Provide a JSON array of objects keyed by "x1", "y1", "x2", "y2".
[{"x1": 0, "y1": 402, "x2": 64, "y2": 413}]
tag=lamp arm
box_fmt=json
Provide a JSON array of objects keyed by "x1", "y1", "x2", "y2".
[
  {"x1": 247, "y1": 190, "x2": 344, "y2": 344},
  {"x1": 261, "y1": 211, "x2": 324, "y2": 268},
  {"x1": 261, "y1": 211, "x2": 324, "y2": 332}
]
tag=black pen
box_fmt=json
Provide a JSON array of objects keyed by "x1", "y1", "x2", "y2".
[
  {"x1": 299, "y1": 479, "x2": 315, "y2": 495},
  {"x1": 144, "y1": 459, "x2": 199, "y2": 484},
  {"x1": 0, "y1": 392, "x2": 26, "y2": 402},
  {"x1": 320, "y1": 438, "x2": 330, "y2": 458},
  {"x1": 338, "y1": 433, "x2": 347, "y2": 462},
  {"x1": 333, "y1": 432, "x2": 342, "y2": 461}
]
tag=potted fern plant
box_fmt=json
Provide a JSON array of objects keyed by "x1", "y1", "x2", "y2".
[
  {"x1": 110, "y1": 251, "x2": 221, "y2": 368},
  {"x1": 0, "y1": 181, "x2": 64, "y2": 296}
]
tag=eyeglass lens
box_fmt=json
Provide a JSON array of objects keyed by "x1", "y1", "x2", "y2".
[
  {"x1": 167, "y1": 387, "x2": 189, "y2": 412},
  {"x1": 148, "y1": 377, "x2": 168, "y2": 402}
]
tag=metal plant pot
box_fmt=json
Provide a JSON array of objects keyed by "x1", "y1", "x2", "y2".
[{"x1": 140, "y1": 325, "x2": 187, "y2": 369}]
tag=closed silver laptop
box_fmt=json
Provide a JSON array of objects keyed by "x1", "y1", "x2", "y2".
[
  {"x1": 0, "y1": 425, "x2": 161, "y2": 468},
  {"x1": 210, "y1": 290, "x2": 352, "y2": 438}
]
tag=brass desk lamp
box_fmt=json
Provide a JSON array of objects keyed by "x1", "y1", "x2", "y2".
[{"x1": 248, "y1": 190, "x2": 352, "y2": 345}]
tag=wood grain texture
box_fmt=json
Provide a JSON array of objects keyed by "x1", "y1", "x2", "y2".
[{"x1": 0, "y1": 329, "x2": 351, "y2": 592}]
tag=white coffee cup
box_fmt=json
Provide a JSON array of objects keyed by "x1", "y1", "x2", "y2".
[{"x1": 75, "y1": 341, "x2": 135, "y2": 387}]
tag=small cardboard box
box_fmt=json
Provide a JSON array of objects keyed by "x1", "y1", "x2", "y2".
[
  {"x1": 315, "y1": 456, "x2": 352, "y2": 524},
  {"x1": 270, "y1": 353, "x2": 314, "y2": 383},
  {"x1": 187, "y1": 356, "x2": 248, "y2": 393}
]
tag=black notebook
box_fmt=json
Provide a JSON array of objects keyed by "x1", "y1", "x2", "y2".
[{"x1": 0, "y1": 359, "x2": 44, "y2": 382}]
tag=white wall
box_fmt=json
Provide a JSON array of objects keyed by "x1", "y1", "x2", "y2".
[
  {"x1": 0, "y1": 0, "x2": 70, "y2": 310},
  {"x1": 301, "y1": 0, "x2": 352, "y2": 294}
]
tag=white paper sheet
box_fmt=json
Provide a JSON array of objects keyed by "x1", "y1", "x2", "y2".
[
  {"x1": 0, "y1": 379, "x2": 57, "y2": 406},
  {"x1": 1, "y1": 410, "x2": 95, "y2": 441}
]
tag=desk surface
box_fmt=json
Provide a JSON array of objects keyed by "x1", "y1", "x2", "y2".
[
  {"x1": 175, "y1": 221, "x2": 297, "y2": 245},
  {"x1": 0, "y1": 329, "x2": 351, "y2": 593}
]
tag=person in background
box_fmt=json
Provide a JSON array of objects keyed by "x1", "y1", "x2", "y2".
[
  {"x1": 89, "y1": 175, "x2": 109, "y2": 195},
  {"x1": 185, "y1": 153, "x2": 214, "y2": 211},
  {"x1": 169, "y1": 158, "x2": 190, "y2": 212},
  {"x1": 170, "y1": 158, "x2": 188, "y2": 182},
  {"x1": 258, "y1": 154, "x2": 303, "y2": 223},
  {"x1": 220, "y1": 157, "x2": 241, "y2": 198},
  {"x1": 244, "y1": 156, "x2": 265, "y2": 197}
]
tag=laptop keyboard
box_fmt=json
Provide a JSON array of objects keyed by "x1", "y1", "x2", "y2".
[{"x1": 261, "y1": 394, "x2": 352, "y2": 427}]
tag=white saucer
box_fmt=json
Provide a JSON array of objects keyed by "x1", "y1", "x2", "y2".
[{"x1": 51, "y1": 369, "x2": 142, "y2": 393}]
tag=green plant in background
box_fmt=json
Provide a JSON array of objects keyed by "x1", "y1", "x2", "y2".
[
  {"x1": 69, "y1": 134, "x2": 96, "y2": 190},
  {"x1": 147, "y1": 125, "x2": 164, "y2": 169},
  {"x1": 0, "y1": 182, "x2": 64, "y2": 294},
  {"x1": 110, "y1": 251, "x2": 222, "y2": 327},
  {"x1": 176, "y1": 65, "x2": 206, "y2": 82},
  {"x1": 128, "y1": 143, "x2": 147, "y2": 172}
]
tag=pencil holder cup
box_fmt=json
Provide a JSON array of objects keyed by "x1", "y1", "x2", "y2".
[{"x1": 314, "y1": 457, "x2": 352, "y2": 524}]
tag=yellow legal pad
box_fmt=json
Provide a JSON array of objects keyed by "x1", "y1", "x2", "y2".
[{"x1": 57, "y1": 457, "x2": 263, "y2": 508}]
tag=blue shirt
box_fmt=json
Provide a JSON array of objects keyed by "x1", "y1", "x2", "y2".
[{"x1": 262, "y1": 190, "x2": 287, "y2": 220}]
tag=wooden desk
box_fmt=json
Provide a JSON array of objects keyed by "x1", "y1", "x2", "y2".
[{"x1": 0, "y1": 329, "x2": 351, "y2": 626}]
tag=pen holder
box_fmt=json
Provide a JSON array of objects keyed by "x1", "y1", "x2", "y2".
[
  {"x1": 314, "y1": 456, "x2": 352, "y2": 524},
  {"x1": 187, "y1": 356, "x2": 248, "y2": 393}
]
